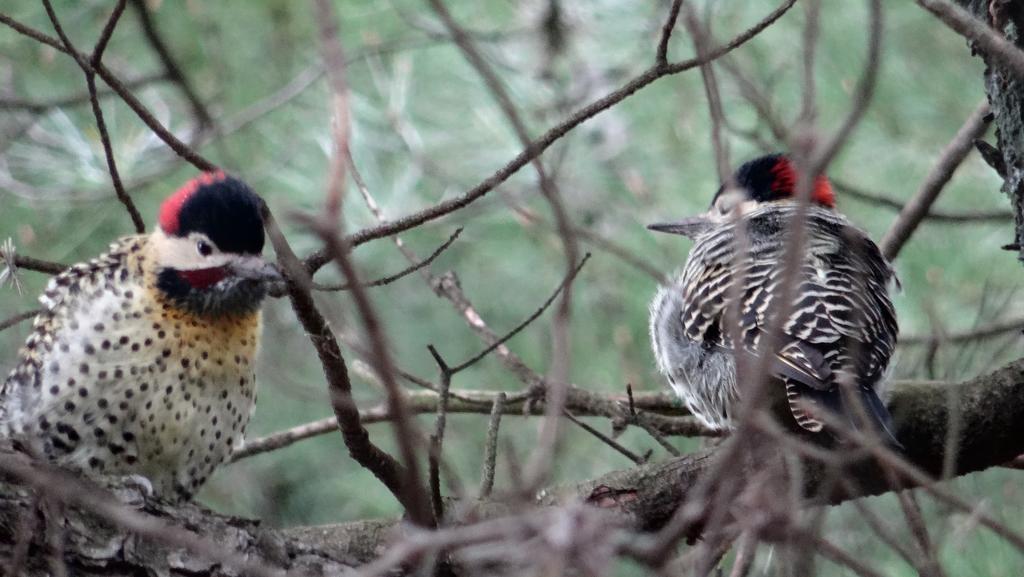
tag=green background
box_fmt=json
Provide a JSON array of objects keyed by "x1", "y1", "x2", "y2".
[{"x1": 1, "y1": 1, "x2": 1021, "y2": 574}]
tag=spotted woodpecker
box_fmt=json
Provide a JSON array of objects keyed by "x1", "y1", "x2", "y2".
[
  {"x1": 1, "y1": 172, "x2": 281, "y2": 500},
  {"x1": 648, "y1": 154, "x2": 900, "y2": 446}
]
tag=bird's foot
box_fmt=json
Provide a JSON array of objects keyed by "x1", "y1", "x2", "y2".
[{"x1": 98, "y1": 473, "x2": 155, "y2": 506}]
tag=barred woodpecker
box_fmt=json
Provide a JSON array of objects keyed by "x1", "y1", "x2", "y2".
[
  {"x1": 648, "y1": 154, "x2": 901, "y2": 446},
  {"x1": 1, "y1": 172, "x2": 281, "y2": 500}
]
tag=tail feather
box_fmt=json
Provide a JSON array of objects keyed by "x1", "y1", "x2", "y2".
[
  {"x1": 856, "y1": 386, "x2": 903, "y2": 451},
  {"x1": 784, "y1": 380, "x2": 903, "y2": 450}
]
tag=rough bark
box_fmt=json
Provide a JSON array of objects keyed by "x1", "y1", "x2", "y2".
[
  {"x1": 3, "y1": 363, "x2": 1024, "y2": 574},
  {"x1": 960, "y1": 0, "x2": 1024, "y2": 259},
  {"x1": 0, "y1": 477, "x2": 363, "y2": 575}
]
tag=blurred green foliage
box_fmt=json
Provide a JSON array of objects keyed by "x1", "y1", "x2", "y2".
[{"x1": 1, "y1": 1, "x2": 1021, "y2": 574}]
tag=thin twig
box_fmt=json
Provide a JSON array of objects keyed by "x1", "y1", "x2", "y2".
[
  {"x1": 41, "y1": 0, "x2": 145, "y2": 233},
  {"x1": 128, "y1": 0, "x2": 213, "y2": 127},
  {"x1": 564, "y1": 410, "x2": 645, "y2": 465},
  {"x1": 0, "y1": 309, "x2": 39, "y2": 333},
  {"x1": 479, "y1": 393, "x2": 506, "y2": 498},
  {"x1": 10, "y1": 255, "x2": 66, "y2": 275},
  {"x1": 450, "y1": 253, "x2": 591, "y2": 374},
  {"x1": 656, "y1": 0, "x2": 684, "y2": 68},
  {"x1": 302, "y1": 0, "x2": 799, "y2": 272},
  {"x1": 899, "y1": 317, "x2": 1024, "y2": 345},
  {"x1": 427, "y1": 345, "x2": 453, "y2": 522},
  {"x1": 427, "y1": 0, "x2": 581, "y2": 488},
  {"x1": 311, "y1": 228, "x2": 462, "y2": 292},
  {"x1": 261, "y1": 202, "x2": 412, "y2": 518},
  {"x1": 802, "y1": 531, "x2": 886, "y2": 577},
  {"x1": 835, "y1": 179, "x2": 1013, "y2": 223},
  {"x1": 0, "y1": 72, "x2": 166, "y2": 112},
  {"x1": 309, "y1": 0, "x2": 433, "y2": 527},
  {"x1": 229, "y1": 388, "x2": 703, "y2": 462},
  {"x1": 682, "y1": 2, "x2": 731, "y2": 182},
  {"x1": 880, "y1": 101, "x2": 991, "y2": 260},
  {"x1": 806, "y1": 0, "x2": 882, "y2": 175},
  {"x1": 0, "y1": 10, "x2": 218, "y2": 170},
  {"x1": 916, "y1": 0, "x2": 1024, "y2": 79}
]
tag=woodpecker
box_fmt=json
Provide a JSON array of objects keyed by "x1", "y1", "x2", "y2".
[
  {"x1": 1, "y1": 172, "x2": 281, "y2": 500},
  {"x1": 648, "y1": 154, "x2": 900, "y2": 446}
]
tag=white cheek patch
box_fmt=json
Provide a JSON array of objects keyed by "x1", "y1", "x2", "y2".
[{"x1": 151, "y1": 230, "x2": 232, "y2": 271}]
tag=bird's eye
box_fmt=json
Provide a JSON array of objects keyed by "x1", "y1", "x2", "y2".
[
  {"x1": 714, "y1": 189, "x2": 743, "y2": 215},
  {"x1": 197, "y1": 240, "x2": 213, "y2": 257}
]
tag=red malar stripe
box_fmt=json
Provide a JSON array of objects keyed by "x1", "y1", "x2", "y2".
[{"x1": 180, "y1": 267, "x2": 228, "y2": 289}]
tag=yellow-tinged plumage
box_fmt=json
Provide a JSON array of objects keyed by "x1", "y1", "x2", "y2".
[{"x1": 1, "y1": 173, "x2": 278, "y2": 500}]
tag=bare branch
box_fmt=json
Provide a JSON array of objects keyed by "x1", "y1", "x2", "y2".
[
  {"x1": 0, "y1": 72, "x2": 167, "y2": 113},
  {"x1": 0, "y1": 309, "x2": 38, "y2": 333},
  {"x1": 0, "y1": 8, "x2": 218, "y2": 171},
  {"x1": 682, "y1": 3, "x2": 731, "y2": 182},
  {"x1": 308, "y1": 0, "x2": 433, "y2": 527},
  {"x1": 310, "y1": 228, "x2": 462, "y2": 292},
  {"x1": 880, "y1": 101, "x2": 991, "y2": 260},
  {"x1": 41, "y1": 0, "x2": 146, "y2": 233},
  {"x1": 450, "y1": 253, "x2": 591, "y2": 374},
  {"x1": 10, "y1": 255, "x2": 67, "y2": 275},
  {"x1": 656, "y1": 0, "x2": 684, "y2": 68},
  {"x1": 899, "y1": 317, "x2": 1024, "y2": 345},
  {"x1": 128, "y1": 0, "x2": 214, "y2": 127},
  {"x1": 807, "y1": 0, "x2": 882, "y2": 174},
  {"x1": 916, "y1": 0, "x2": 1024, "y2": 79},
  {"x1": 564, "y1": 410, "x2": 646, "y2": 465},
  {"x1": 303, "y1": 0, "x2": 798, "y2": 272},
  {"x1": 230, "y1": 388, "x2": 706, "y2": 462},
  {"x1": 260, "y1": 202, "x2": 413, "y2": 521},
  {"x1": 427, "y1": 345, "x2": 453, "y2": 521},
  {"x1": 835, "y1": 179, "x2": 1013, "y2": 223},
  {"x1": 479, "y1": 392, "x2": 506, "y2": 498},
  {"x1": 426, "y1": 0, "x2": 581, "y2": 487}
]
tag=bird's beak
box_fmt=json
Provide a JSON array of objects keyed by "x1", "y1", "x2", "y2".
[
  {"x1": 228, "y1": 255, "x2": 284, "y2": 283},
  {"x1": 647, "y1": 214, "x2": 713, "y2": 240}
]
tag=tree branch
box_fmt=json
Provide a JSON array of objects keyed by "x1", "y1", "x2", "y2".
[
  {"x1": 127, "y1": 0, "x2": 214, "y2": 128},
  {"x1": 302, "y1": 0, "x2": 798, "y2": 273},
  {"x1": 5, "y1": 362, "x2": 1024, "y2": 569},
  {"x1": 880, "y1": 101, "x2": 991, "y2": 259}
]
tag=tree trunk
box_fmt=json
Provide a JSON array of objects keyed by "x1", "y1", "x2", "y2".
[{"x1": 961, "y1": 0, "x2": 1024, "y2": 260}]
